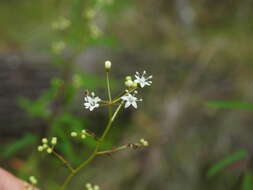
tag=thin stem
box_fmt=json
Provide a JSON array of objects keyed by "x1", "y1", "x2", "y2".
[
  {"x1": 106, "y1": 71, "x2": 112, "y2": 118},
  {"x1": 53, "y1": 151, "x2": 74, "y2": 172},
  {"x1": 96, "y1": 144, "x2": 128, "y2": 155},
  {"x1": 60, "y1": 102, "x2": 123, "y2": 190},
  {"x1": 101, "y1": 102, "x2": 123, "y2": 141},
  {"x1": 60, "y1": 172, "x2": 75, "y2": 190},
  {"x1": 96, "y1": 142, "x2": 145, "y2": 156}
]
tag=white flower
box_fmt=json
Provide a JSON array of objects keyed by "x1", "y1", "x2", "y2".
[
  {"x1": 84, "y1": 92, "x2": 101, "y2": 111},
  {"x1": 134, "y1": 71, "x2": 152, "y2": 88},
  {"x1": 121, "y1": 92, "x2": 142, "y2": 109}
]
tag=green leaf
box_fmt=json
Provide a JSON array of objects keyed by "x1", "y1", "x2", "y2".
[
  {"x1": 242, "y1": 172, "x2": 253, "y2": 190},
  {"x1": 206, "y1": 101, "x2": 253, "y2": 111},
  {"x1": 1, "y1": 134, "x2": 37, "y2": 158},
  {"x1": 207, "y1": 151, "x2": 248, "y2": 178},
  {"x1": 18, "y1": 97, "x2": 51, "y2": 119}
]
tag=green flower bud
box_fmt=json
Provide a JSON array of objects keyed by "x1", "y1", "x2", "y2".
[
  {"x1": 81, "y1": 134, "x2": 86, "y2": 139},
  {"x1": 51, "y1": 137, "x2": 57, "y2": 145},
  {"x1": 42, "y1": 138, "x2": 48, "y2": 144},
  {"x1": 29, "y1": 176, "x2": 37, "y2": 185},
  {"x1": 125, "y1": 80, "x2": 133, "y2": 88},
  {"x1": 105, "y1": 60, "x2": 111, "y2": 70},
  {"x1": 125, "y1": 76, "x2": 132, "y2": 81},
  {"x1": 131, "y1": 82, "x2": 138, "y2": 88},
  {"x1": 140, "y1": 138, "x2": 149, "y2": 146},
  {"x1": 37, "y1": 146, "x2": 44, "y2": 152},
  {"x1": 71, "y1": 132, "x2": 78, "y2": 137},
  {"x1": 47, "y1": 148, "x2": 53, "y2": 154}
]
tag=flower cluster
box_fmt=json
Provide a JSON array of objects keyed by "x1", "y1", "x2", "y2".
[
  {"x1": 37, "y1": 137, "x2": 57, "y2": 154},
  {"x1": 52, "y1": 17, "x2": 71, "y2": 31},
  {"x1": 86, "y1": 183, "x2": 100, "y2": 190},
  {"x1": 70, "y1": 129, "x2": 87, "y2": 139},
  {"x1": 83, "y1": 61, "x2": 152, "y2": 111},
  {"x1": 51, "y1": 17, "x2": 70, "y2": 55}
]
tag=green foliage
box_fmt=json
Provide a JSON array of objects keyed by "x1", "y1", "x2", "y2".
[
  {"x1": 242, "y1": 172, "x2": 253, "y2": 190},
  {"x1": 206, "y1": 101, "x2": 253, "y2": 111},
  {"x1": 1, "y1": 134, "x2": 37, "y2": 159},
  {"x1": 207, "y1": 151, "x2": 248, "y2": 178},
  {"x1": 18, "y1": 97, "x2": 51, "y2": 119}
]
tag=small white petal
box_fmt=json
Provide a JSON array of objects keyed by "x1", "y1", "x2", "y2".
[
  {"x1": 132, "y1": 101, "x2": 138, "y2": 109},
  {"x1": 140, "y1": 83, "x2": 145, "y2": 88},
  {"x1": 125, "y1": 101, "x2": 131, "y2": 108}
]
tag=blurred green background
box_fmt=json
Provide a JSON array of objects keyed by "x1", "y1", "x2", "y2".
[{"x1": 1, "y1": 0, "x2": 253, "y2": 189}]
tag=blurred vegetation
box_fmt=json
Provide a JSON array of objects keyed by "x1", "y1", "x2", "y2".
[{"x1": 1, "y1": 0, "x2": 253, "y2": 189}]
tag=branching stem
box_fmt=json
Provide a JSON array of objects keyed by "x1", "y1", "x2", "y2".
[{"x1": 60, "y1": 102, "x2": 123, "y2": 190}]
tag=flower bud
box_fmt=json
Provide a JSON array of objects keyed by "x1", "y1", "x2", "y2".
[
  {"x1": 47, "y1": 148, "x2": 53, "y2": 154},
  {"x1": 71, "y1": 132, "x2": 78, "y2": 137},
  {"x1": 125, "y1": 76, "x2": 132, "y2": 81},
  {"x1": 29, "y1": 176, "x2": 37, "y2": 185},
  {"x1": 125, "y1": 80, "x2": 133, "y2": 88},
  {"x1": 51, "y1": 137, "x2": 57, "y2": 145},
  {"x1": 86, "y1": 183, "x2": 92, "y2": 189},
  {"x1": 42, "y1": 138, "x2": 48, "y2": 144},
  {"x1": 37, "y1": 146, "x2": 44, "y2": 152},
  {"x1": 81, "y1": 134, "x2": 86, "y2": 139},
  {"x1": 131, "y1": 82, "x2": 138, "y2": 88},
  {"x1": 105, "y1": 60, "x2": 111, "y2": 70},
  {"x1": 140, "y1": 138, "x2": 149, "y2": 146}
]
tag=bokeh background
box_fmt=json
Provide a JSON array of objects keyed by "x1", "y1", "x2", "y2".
[{"x1": 1, "y1": 0, "x2": 253, "y2": 189}]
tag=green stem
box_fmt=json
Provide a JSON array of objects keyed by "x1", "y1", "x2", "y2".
[
  {"x1": 96, "y1": 144, "x2": 128, "y2": 155},
  {"x1": 53, "y1": 151, "x2": 74, "y2": 172},
  {"x1": 60, "y1": 102, "x2": 123, "y2": 190},
  {"x1": 106, "y1": 71, "x2": 112, "y2": 117}
]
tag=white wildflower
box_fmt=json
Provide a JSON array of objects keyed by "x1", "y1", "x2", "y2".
[
  {"x1": 84, "y1": 92, "x2": 101, "y2": 111},
  {"x1": 121, "y1": 92, "x2": 142, "y2": 109},
  {"x1": 134, "y1": 71, "x2": 152, "y2": 88}
]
